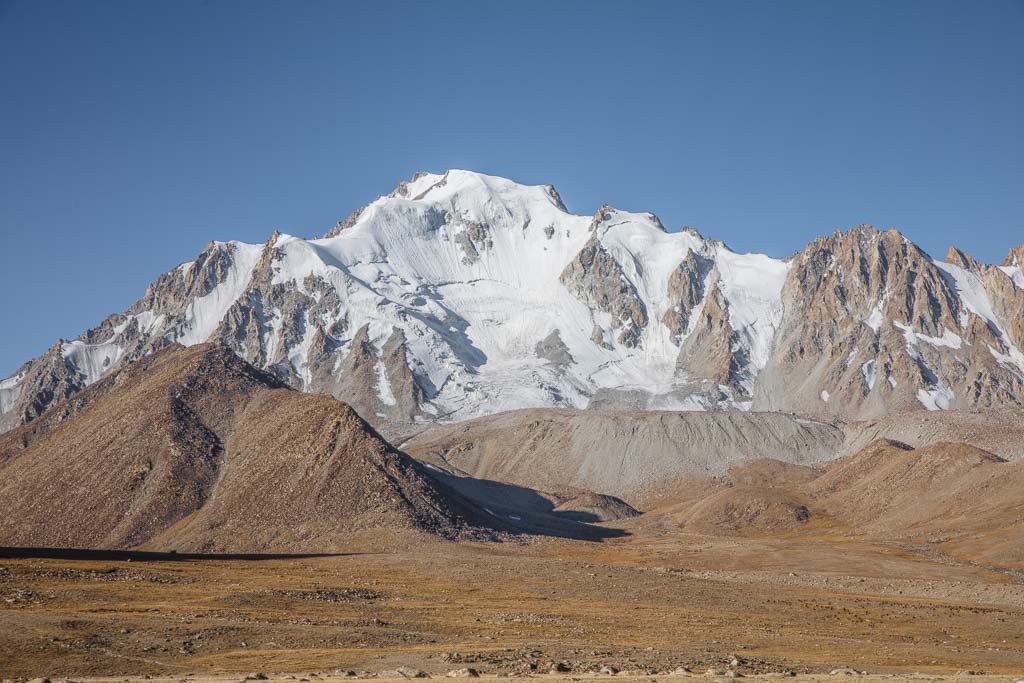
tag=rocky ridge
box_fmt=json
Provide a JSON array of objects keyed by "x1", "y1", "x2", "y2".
[{"x1": 2, "y1": 171, "x2": 1023, "y2": 434}]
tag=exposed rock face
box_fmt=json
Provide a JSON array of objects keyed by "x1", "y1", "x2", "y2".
[
  {"x1": 0, "y1": 343, "x2": 83, "y2": 433},
  {"x1": 378, "y1": 329, "x2": 427, "y2": 420},
  {"x1": 1003, "y1": 244, "x2": 1024, "y2": 269},
  {"x1": 311, "y1": 325, "x2": 425, "y2": 431},
  {"x1": 3, "y1": 171, "x2": 1024, "y2": 431},
  {"x1": 662, "y1": 248, "x2": 713, "y2": 345},
  {"x1": 0, "y1": 239, "x2": 260, "y2": 432},
  {"x1": 534, "y1": 329, "x2": 574, "y2": 369},
  {"x1": 453, "y1": 221, "x2": 493, "y2": 265},
  {"x1": 754, "y1": 226, "x2": 1024, "y2": 418},
  {"x1": 959, "y1": 244, "x2": 1024, "y2": 351},
  {"x1": 676, "y1": 276, "x2": 744, "y2": 397},
  {"x1": 0, "y1": 344, "x2": 483, "y2": 551},
  {"x1": 559, "y1": 233, "x2": 649, "y2": 348}
]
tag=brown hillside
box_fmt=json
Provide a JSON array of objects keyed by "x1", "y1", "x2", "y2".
[
  {"x1": 805, "y1": 439, "x2": 1024, "y2": 563},
  {"x1": 0, "y1": 344, "x2": 481, "y2": 551}
]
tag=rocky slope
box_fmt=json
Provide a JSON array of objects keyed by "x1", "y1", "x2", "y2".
[
  {"x1": 0, "y1": 344, "x2": 486, "y2": 551},
  {"x1": 403, "y1": 408, "x2": 846, "y2": 504},
  {"x1": 840, "y1": 408, "x2": 1024, "y2": 460},
  {"x1": 808, "y1": 440, "x2": 1024, "y2": 565},
  {"x1": 646, "y1": 439, "x2": 1024, "y2": 566},
  {"x1": 2, "y1": 170, "x2": 1023, "y2": 433},
  {"x1": 756, "y1": 227, "x2": 1024, "y2": 417}
]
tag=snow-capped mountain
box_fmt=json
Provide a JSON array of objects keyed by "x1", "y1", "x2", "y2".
[{"x1": 2, "y1": 170, "x2": 1023, "y2": 433}]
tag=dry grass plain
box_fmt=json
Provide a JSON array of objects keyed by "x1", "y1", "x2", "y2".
[
  {"x1": 11, "y1": 675, "x2": 1022, "y2": 683},
  {"x1": 2, "y1": 524, "x2": 1023, "y2": 681}
]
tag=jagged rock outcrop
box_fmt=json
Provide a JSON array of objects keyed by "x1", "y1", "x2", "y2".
[
  {"x1": 957, "y1": 244, "x2": 1024, "y2": 350},
  {"x1": 559, "y1": 231, "x2": 649, "y2": 348},
  {"x1": 754, "y1": 226, "x2": 1024, "y2": 418},
  {"x1": 662, "y1": 245, "x2": 713, "y2": 345},
  {"x1": 0, "y1": 240, "x2": 262, "y2": 432},
  {"x1": 676, "y1": 274, "x2": 745, "y2": 397},
  {"x1": 453, "y1": 221, "x2": 493, "y2": 265},
  {"x1": 0, "y1": 342, "x2": 85, "y2": 433},
  {"x1": 314, "y1": 325, "x2": 425, "y2": 428}
]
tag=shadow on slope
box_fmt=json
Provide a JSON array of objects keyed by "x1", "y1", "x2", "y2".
[
  {"x1": 0, "y1": 547, "x2": 365, "y2": 562},
  {"x1": 422, "y1": 465, "x2": 633, "y2": 541},
  {"x1": 0, "y1": 343, "x2": 635, "y2": 550}
]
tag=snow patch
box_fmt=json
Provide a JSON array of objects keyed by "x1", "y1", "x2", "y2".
[
  {"x1": 893, "y1": 322, "x2": 963, "y2": 350},
  {"x1": 990, "y1": 346, "x2": 1024, "y2": 379},
  {"x1": 864, "y1": 302, "x2": 885, "y2": 333},
  {"x1": 998, "y1": 264, "x2": 1024, "y2": 288},
  {"x1": 289, "y1": 312, "x2": 316, "y2": 389},
  {"x1": 0, "y1": 371, "x2": 25, "y2": 414},
  {"x1": 178, "y1": 242, "x2": 262, "y2": 346},
  {"x1": 714, "y1": 247, "x2": 791, "y2": 388},
  {"x1": 61, "y1": 339, "x2": 125, "y2": 386},
  {"x1": 375, "y1": 359, "x2": 397, "y2": 406},
  {"x1": 917, "y1": 385, "x2": 953, "y2": 411},
  {"x1": 861, "y1": 359, "x2": 877, "y2": 390},
  {"x1": 934, "y1": 259, "x2": 1024, "y2": 372}
]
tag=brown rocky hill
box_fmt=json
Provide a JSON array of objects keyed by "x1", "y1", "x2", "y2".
[
  {"x1": 806, "y1": 439, "x2": 1024, "y2": 563},
  {"x1": 643, "y1": 440, "x2": 1024, "y2": 567},
  {"x1": 0, "y1": 344, "x2": 484, "y2": 552}
]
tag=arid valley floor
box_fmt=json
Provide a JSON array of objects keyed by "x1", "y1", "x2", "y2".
[{"x1": 3, "y1": 523, "x2": 1023, "y2": 680}]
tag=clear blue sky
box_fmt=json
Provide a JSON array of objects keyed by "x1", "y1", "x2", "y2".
[{"x1": 1, "y1": 0, "x2": 1022, "y2": 376}]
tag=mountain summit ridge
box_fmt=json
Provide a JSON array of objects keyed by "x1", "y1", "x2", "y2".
[{"x1": 2, "y1": 169, "x2": 1023, "y2": 433}]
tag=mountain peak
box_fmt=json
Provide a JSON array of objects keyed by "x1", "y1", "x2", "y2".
[
  {"x1": 1004, "y1": 243, "x2": 1024, "y2": 268},
  {"x1": 945, "y1": 246, "x2": 981, "y2": 270}
]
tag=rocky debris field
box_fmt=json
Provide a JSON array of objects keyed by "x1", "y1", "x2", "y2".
[{"x1": 3, "y1": 670, "x2": 1024, "y2": 683}]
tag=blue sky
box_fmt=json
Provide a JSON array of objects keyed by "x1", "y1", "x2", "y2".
[{"x1": 1, "y1": 0, "x2": 1022, "y2": 376}]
